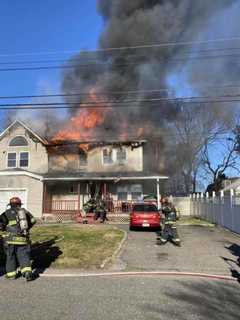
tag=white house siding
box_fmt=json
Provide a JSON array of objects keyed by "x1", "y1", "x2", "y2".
[
  {"x1": 87, "y1": 146, "x2": 143, "y2": 172},
  {"x1": 0, "y1": 123, "x2": 48, "y2": 174},
  {"x1": 48, "y1": 145, "x2": 143, "y2": 173},
  {"x1": 0, "y1": 175, "x2": 43, "y2": 218}
]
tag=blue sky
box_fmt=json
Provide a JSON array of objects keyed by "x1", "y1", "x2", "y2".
[{"x1": 0, "y1": 1, "x2": 103, "y2": 127}]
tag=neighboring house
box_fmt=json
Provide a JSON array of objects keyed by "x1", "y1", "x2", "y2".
[
  {"x1": 223, "y1": 177, "x2": 240, "y2": 194},
  {"x1": 0, "y1": 120, "x2": 168, "y2": 218}
]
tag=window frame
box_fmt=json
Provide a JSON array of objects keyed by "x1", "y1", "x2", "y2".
[
  {"x1": 79, "y1": 152, "x2": 88, "y2": 167},
  {"x1": 102, "y1": 148, "x2": 114, "y2": 165},
  {"x1": 116, "y1": 148, "x2": 127, "y2": 164},
  {"x1": 19, "y1": 151, "x2": 29, "y2": 168},
  {"x1": 7, "y1": 152, "x2": 17, "y2": 168},
  {"x1": 9, "y1": 136, "x2": 28, "y2": 147}
]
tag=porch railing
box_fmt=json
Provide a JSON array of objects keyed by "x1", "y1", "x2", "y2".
[{"x1": 44, "y1": 199, "x2": 157, "y2": 214}]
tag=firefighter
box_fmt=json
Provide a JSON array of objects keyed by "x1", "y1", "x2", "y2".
[
  {"x1": 94, "y1": 198, "x2": 107, "y2": 223},
  {"x1": 159, "y1": 197, "x2": 181, "y2": 246},
  {"x1": 0, "y1": 197, "x2": 36, "y2": 281},
  {"x1": 82, "y1": 198, "x2": 97, "y2": 224}
]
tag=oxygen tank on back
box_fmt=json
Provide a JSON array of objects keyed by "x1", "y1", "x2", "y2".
[{"x1": 16, "y1": 208, "x2": 29, "y2": 235}]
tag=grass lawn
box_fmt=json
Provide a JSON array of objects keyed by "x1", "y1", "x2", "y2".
[
  {"x1": 177, "y1": 216, "x2": 215, "y2": 227},
  {"x1": 29, "y1": 225, "x2": 124, "y2": 270}
]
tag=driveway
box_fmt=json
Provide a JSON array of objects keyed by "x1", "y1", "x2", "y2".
[{"x1": 112, "y1": 225, "x2": 240, "y2": 276}]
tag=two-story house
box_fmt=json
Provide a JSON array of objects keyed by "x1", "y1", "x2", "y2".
[{"x1": 0, "y1": 120, "x2": 168, "y2": 218}]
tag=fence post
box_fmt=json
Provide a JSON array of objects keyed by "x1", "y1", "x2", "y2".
[
  {"x1": 230, "y1": 189, "x2": 234, "y2": 231},
  {"x1": 220, "y1": 190, "x2": 224, "y2": 226},
  {"x1": 190, "y1": 194, "x2": 193, "y2": 216},
  {"x1": 212, "y1": 191, "x2": 216, "y2": 223},
  {"x1": 206, "y1": 192, "x2": 209, "y2": 220}
]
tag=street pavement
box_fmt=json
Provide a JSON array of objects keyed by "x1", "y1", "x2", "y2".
[
  {"x1": 111, "y1": 225, "x2": 240, "y2": 277},
  {"x1": 0, "y1": 275, "x2": 239, "y2": 320}
]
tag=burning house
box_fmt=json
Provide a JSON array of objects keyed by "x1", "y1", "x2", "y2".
[{"x1": 0, "y1": 120, "x2": 168, "y2": 218}]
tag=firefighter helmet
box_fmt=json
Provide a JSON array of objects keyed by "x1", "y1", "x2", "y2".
[{"x1": 9, "y1": 197, "x2": 22, "y2": 206}]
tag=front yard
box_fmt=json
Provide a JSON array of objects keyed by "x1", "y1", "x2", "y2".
[{"x1": 29, "y1": 225, "x2": 124, "y2": 270}]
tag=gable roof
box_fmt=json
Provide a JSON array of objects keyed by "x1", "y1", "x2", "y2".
[{"x1": 0, "y1": 120, "x2": 48, "y2": 145}]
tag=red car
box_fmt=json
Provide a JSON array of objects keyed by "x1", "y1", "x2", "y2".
[{"x1": 129, "y1": 203, "x2": 161, "y2": 230}]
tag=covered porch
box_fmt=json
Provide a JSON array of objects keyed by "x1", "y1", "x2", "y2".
[{"x1": 42, "y1": 175, "x2": 168, "y2": 216}]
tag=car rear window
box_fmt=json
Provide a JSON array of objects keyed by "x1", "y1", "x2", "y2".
[{"x1": 133, "y1": 204, "x2": 158, "y2": 212}]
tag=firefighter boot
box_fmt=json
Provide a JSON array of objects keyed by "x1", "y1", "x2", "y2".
[
  {"x1": 24, "y1": 271, "x2": 34, "y2": 282},
  {"x1": 5, "y1": 271, "x2": 18, "y2": 280}
]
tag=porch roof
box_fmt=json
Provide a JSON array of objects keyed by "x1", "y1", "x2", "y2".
[{"x1": 43, "y1": 171, "x2": 168, "y2": 181}]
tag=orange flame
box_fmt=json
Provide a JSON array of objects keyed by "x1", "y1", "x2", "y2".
[{"x1": 53, "y1": 88, "x2": 111, "y2": 143}]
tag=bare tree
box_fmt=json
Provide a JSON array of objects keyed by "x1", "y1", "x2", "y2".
[
  {"x1": 200, "y1": 134, "x2": 240, "y2": 194},
  {"x1": 168, "y1": 103, "x2": 234, "y2": 194}
]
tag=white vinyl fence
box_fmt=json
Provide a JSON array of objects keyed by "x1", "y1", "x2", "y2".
[{"x1": 191, "y1": 191, "x2": 240, "y2": 234}]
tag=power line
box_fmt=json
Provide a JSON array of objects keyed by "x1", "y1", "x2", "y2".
[
  {"x1": 1, "y1": 46, "x2": 240, "y2": 66},
  {"x1": 1, "y1": 95, "x2": 240, "y2": 110},
  {"x1": 1, "y1": 36, "x2": 240, "y2": 57},
  {"x1": 0, "y1": 89, "x2": 174, "y2": 100},
  {"x1": 1, "y1": 84, "x2": 240, "y2": 100},
  {"x1": 1, "y1": 52, "x2": 240, "y2": 72}
]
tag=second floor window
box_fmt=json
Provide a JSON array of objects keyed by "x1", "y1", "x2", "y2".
[
  {"x1": 19, "y1": 152, "x2": 29, "y2": 167},
  {"x1": 7, "y1": 153, "x2": 17, "y2": 168},
  {"x1": 116, "y1": 148, "x2": 127, "y2": 164},
  {"x1": 7, "y1": 152, "x2": 29, "y2": 168},
  {"x1": 103, "y1": 149, "x2": 113, "y2": 164},
  {"x1": 79, "y1": 152, "x2": 88, "y2": 166}
]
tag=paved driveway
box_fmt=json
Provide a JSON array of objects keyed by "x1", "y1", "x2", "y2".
[{"x1": 112, "y1": 225, "x2": 240, "y2": 276}]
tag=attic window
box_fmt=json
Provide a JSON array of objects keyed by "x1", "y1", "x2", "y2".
[{"x1": 9, "y1": 136, "x2": 28, "y2": 147}]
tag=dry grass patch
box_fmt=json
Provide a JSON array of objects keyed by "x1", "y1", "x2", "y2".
[{"x1": 30, "y1": 225, "x2": 124, "y2": 269}]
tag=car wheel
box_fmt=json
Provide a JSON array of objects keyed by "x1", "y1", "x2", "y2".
[{"x1": 129, "y1": 225, "x2": 134, "y2": 231}]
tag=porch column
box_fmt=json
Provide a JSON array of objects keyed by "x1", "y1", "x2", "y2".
[
  {"x1": 77, "y1": 182, "x2": 81, "y2": 212},
  {"x1": 42, "y1": 183, "x2": 47, "y2": 215},
  {"x1": 103, "y1": 183, "x2": 107, "y2": 199},
  {"x1": 156, "y1": 178, "x2": 160, "y2": 210}
]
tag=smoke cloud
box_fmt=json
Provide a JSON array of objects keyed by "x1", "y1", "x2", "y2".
[{"x1": 62, "y1": 1, "x2": 237, "y2": 139}]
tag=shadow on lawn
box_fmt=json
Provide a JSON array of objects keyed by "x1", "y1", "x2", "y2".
[{"x1": 31, "y1": 237, "x2": 62, "y2": 274}]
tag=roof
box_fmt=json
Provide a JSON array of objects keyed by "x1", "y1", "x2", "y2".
[
  {"x1": 0, "y1": 169, "x2": 43, "y2": 181},
  {"x1": 0, "y1": 120, "x2": 48, "y2": 145},
  {"x1": 43, "y1": 171, "x2": 168, "y2": 181},
  {"x1": 0, "y1": 169, "x2": 168, "y2": 181}
]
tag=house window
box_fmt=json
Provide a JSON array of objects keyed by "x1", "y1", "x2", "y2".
[
  {"x1": 103, "y1": 149, "x2": 113, "y2": 165},
  {"x1": 7, "y1": 153, "x2": 17, "y2": 168},
  {"x1": 116, "y1": 148, "x2": 127, "y2": 164},
  {"x1": 131, "y1": 184, "x2": 143, "y2": 200},
  {"x1": 79, "y1": 152, "x2": 88, "y2": 166},
  {"x1": 19, "y1": 152, "x2": 29, "y2": 167},
  {"x1": 117, "y1": 185, "x2": 128, "y2": 201},
  {"x1": 69, "y1": 184, "x2": 78, "y2": 194},
  {"x1": 9, "y1": 136, "x2": 28, "y2": 147}
]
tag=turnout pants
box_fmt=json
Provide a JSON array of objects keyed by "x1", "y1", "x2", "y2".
[
  {"x1": 4, "y1": 243, "x2": 32, "y2": 277},
  {"x1": 94, "y1": 211, "x2": 107, "y2": 222},
  {"x1": 161, "y1": 223, "x2": 180, "y2": 244}
]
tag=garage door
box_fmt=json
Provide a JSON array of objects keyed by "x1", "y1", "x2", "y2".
[{"x1": 0, "y1": 189, "x2": 27, "y2": 213}]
